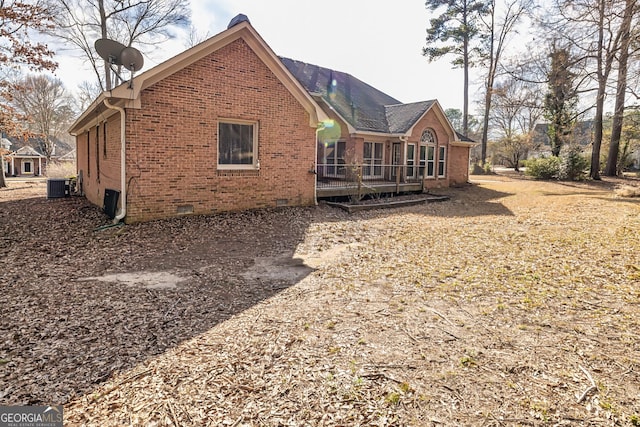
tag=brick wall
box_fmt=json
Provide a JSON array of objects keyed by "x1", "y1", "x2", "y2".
[
  {"x1": 448, "y1": 145, "x2": 470, "y2": 186},
  {"x1": 123, "y1": 38, "x2": 317, "y2": 223},
  {"x1": 76, "y1": 114, "x2": 122, "y2": 209},
  {"x1": 408, "y1": 108, "x2": 451, "y2": 189}
]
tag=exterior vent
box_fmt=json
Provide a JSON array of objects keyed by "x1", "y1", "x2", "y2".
[{"x1": 228, "y1": 14, "x2": 250, "y2": 29}]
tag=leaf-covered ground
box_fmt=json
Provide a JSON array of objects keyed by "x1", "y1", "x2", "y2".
[{"x1": 1, "y1": 176, "x2": 639, "y2": 426}]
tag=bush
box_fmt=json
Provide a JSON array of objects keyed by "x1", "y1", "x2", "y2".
[
  {"x1": 524, "y1": 157, "x2": 561, "y2": 179},
  {"x1": 46, "y1": 160, "x2": 76, "y2": 178},
  {"x1": 558, "y1": 145, "x2": 589, "y2": 181}
]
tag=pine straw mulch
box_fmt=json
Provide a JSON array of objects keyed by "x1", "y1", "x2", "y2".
[{"x1": 1, "y1": 176, "x2": 639, "y2": 426}]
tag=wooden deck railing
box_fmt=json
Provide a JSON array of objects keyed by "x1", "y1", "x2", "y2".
[{"x1": 316, "y1": 164, "x2": 424, "y2": 198}]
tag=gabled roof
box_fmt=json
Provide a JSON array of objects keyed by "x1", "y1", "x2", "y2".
[
  {"x1": 281, "y1": 58, "x2": 401, "y2": 134},
  {"x1": 69, "y1": 18, "x2": 327, "y2": 135},
  {"x1": 385, "y1": 101, "x2": 436, "y2": 134},
  {"x1": 57, "y1": 149, "x2": 76, "y2": 161},
  {"x1": 455, "y1": 131, "x2": 476, "y2": 143},
  {"x1": 533, "y1": 120, "x2": 594, "y2": 147},
  {"x1": 281, "y1": 58, "x2": 464, "y2": 142},
  {"x1": 9, "y1": 146, "x2": 45, "y2": 157}
]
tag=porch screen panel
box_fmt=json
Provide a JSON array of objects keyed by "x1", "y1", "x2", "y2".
[
  {"x1": 326, "y1": 141, "x2": 346, "y2": 176},
  {"x1": 363, "y1": 142, "x2": 383, "y2": 178},
  {"x1": 219, "y1": 122, "x2": 254, "y2": 165}
]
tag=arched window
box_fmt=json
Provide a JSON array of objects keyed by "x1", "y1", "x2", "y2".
[
  {"x1": 420, "y1": 129, "x2": 436, "y2": 144},
  {"x1": 419, "y1": 129, "x2": 437, "y2": 178}
]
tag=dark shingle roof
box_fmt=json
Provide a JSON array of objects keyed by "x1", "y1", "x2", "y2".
[
  {"x1": 455, "y1": 131, "x2": 476, "y2": 143},
  {"x1": 280, "y1": 57, "x2": 402, "y2": 133},
  {"x1": 385, "y1": 101, "x2": 435, "y2": 134}
]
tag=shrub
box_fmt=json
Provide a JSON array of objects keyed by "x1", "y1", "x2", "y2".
[
  {"x1": 524, "y1": 156, "x2": 561, "y2": 179},
  {"x1": 558, "y1": 145, "x2": 589, "y2": 180}
]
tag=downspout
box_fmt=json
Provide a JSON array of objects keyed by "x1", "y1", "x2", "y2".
[
  {"x1": 313, "y1": 125, "x2": 320, "y2": 205},
  {"x1": 103, "y1": 99, "x2": 126, "y2": 223}
]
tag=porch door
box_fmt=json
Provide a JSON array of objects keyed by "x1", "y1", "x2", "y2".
[{"x1": 391, "y1": 143, "x2": 402, "y2": 180}]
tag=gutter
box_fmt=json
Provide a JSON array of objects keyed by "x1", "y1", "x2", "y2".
[{"x1": 103, "y1": 99, "x2": 127, "y2": 223}]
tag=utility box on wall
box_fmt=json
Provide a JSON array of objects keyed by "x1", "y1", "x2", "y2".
[{"x1": 103, "y1": 189, "x2": 120, "y2": 219}]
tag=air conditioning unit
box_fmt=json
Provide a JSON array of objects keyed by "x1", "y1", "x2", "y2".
[{"x1": 47, "y1": 178, "x2": 67, "y2": 198}]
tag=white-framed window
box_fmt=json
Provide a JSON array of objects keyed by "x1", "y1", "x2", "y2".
[
  {"x1": 420, "y1": 129, "x2": 436, "y2": 144},
  {"x1": 420, "y1": 129, "x2": 437, "y2": 178},
  {"x1": 406, "y1": 143, "x2": 416, "y2": 179},
  {"x1": 321, "y1": 140, "x2": 346, "y2": 176},
  {"x1": 363, "y1": 142, "x2": 383, "y2": 178},
  {"x1": 427, "y1": 146, "x2": 435, "y2": 177},
  {"x1": 218, "y1": 120, "x2": 258, "y2": 169},
  {"x1": 419, "y1": 144, "x2": 436, "y2": 178},
  {"x1": 438, "y1": 146, "x2": 446, "y2": 177},
  {"x1": 22, "y1": 160, "x2": 33, "y2": 174}
]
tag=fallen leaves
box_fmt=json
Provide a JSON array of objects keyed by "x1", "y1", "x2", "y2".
[{"x1": 1, "y1": 176, "x2": 640, "y2": 425}]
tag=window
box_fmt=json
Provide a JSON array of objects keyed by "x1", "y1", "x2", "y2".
[
  {"x1": 427, "y1": 146, "x2": 435, "y2": 177},
  {"x1": 22, "y1": 160, "x2": 33, "y2": 174},
  {"x1": 363, "y1": 142, "x2": 383, "y2": 178},
  {"x1": 438, "y1": 146, "x2": 446, "y2": 177},
  {"x1": 419, "y1": 145, "x2": 426, "y2": 177},
  {"x1": 419, "y1": 129, "x2": 436, "y2": 178},
  {"x1": 218, "y1": 120, "x2": 258, "y2": 169},
  {"x1": 420, "y1": 129, "x2": 436, "y2": 144},
  {"x1": 323, "y1": 141, "x2": 346, "y2": 176},
  {"x1": 406, "y1": 144, "x2": 416, "y2": 179}
]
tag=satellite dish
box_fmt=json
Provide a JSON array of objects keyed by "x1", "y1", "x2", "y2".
[
  {"x1": 95, "y1": 38, "x2": 144, "y2": 88},
  {"x1": 95, "y1": 38, "x2": 126, "y2": 65},
  {"x1": 120, "y1": 47, "x2": 144, "y2": 72}
]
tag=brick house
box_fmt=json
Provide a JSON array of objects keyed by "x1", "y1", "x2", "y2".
[
  {"x1": 5, "y1": 146, "x2": 47, "y2": 177},
  {"x1": 69, "y1": 15, "x2": 473, "y2": 223}
]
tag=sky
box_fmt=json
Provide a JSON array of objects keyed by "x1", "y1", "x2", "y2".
[{"x1": 54, "y1": 0, "x2": 474, "y2": 112}]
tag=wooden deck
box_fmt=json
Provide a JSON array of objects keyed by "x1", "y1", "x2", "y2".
[{"x1": 316, "y1": 180, "x2": 423, "y2": 198}]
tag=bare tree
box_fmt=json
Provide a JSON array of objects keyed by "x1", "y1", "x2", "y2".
[
  {"x1": 11, "y1": 74, "x2": 75, "y2": 159},
  {"x1": 478, "y1": 0, "x2": 531, "y2": 165},
  {"x1": 546, "y1": 0, "x2": 631, "y2": 179},
  {"x1": 46, "y1": 0, "x2": 190, "y2": 90},
  {"x1": 1, "y1": 0, "x2": 58, "y2": 188},
  {"x1": 490, "y1": 77, "x2": 543, "y2": 169},
  {"x1": 605, "y1": 0, "x2": 638, "y2": 176}
]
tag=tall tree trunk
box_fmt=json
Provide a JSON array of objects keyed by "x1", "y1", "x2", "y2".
[
  {"x1": 463, "y1": 38, "x2": 469, "y2": 136},
  {"x1": 590, "y1": 0, "x2": 606, "y2": 180},
  {"x1": 481, "y1": 0, "x2": 496, "y2": 166},
  {"x1": 98, "y1": 0, "x2": 112, "y2": 90},
  {"x1": 605, "y1": 0, "x2": 634, "y2": 176},
  {"x1": 462, "y1": 2, "x2": 470, "y2": 137},
  {"x1": 0, "y1": 157, "x2": 6, "y2": 188}
]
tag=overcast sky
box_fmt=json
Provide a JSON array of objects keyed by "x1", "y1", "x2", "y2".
[{"x1": 55, "y1": 0, "x2": 478, "y2": 112}]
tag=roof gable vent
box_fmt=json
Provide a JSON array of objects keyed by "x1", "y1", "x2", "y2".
[{"x1": 228, "y1": 14, "x2": 250, "y2": 29}]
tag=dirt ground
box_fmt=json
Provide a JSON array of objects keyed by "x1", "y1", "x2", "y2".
[{"x1": 1, "y1": 175, "x2": 639, "y2": 426}]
